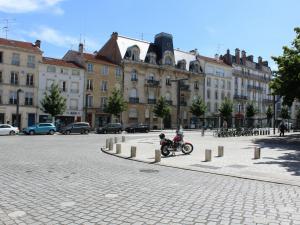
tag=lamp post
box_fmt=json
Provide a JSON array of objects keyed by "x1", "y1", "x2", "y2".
[
  {"x1": 16, "y1": 89, "x2": 23, "y2": 128},
  {"x1": 171, "y1": 78, "x2": 188, "y2": 130}
]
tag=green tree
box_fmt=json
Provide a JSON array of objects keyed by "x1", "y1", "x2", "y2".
[
  {"x1": 153, "y1": 96, "x2": 170, "y2": 130},
  {"x1": 218, "y1": 98, "x2": 233, "y2": 126},
  {"x1": 190, "y1": 97, "x2": 206, "y2": 128},
  {"x1": 270, "y1": 27, "x2": 300, "y2": 106},
  {"x1": 104, "y1": 89, "x2": 127, "y2": 121},
  {"x1": 40, "y1": 83, "x2": 66, "y2": 123},
  {"x1": 280, "y1": 105, "x2": 290, "y2": 120},
  {"x1": 266, "y1": 105, "x2": 273, "y2": 126},
  {"x1": 246, "y1": 102, "x2": 257, "y2": 127}
]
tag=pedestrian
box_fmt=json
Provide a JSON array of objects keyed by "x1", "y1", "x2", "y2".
[
  {"x1": 279, "y1": 122, "x2": 286, "y2": 137},
  {"x1": 223, "y1": 120, "x2": 228, "y2": 131},
  {"x1": 6, "y1": 120, "x2": 10, "y2": 125}
]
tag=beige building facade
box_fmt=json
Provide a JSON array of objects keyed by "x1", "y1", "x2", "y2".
[{"x1": 0, "y1": 38, "x2": 42, "y2": 128}]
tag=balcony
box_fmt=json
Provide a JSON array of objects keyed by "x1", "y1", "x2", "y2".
[
  {"x1": 180, "y1": 101, "x2": 187, "y2": 106},
  {"x1": 180, "y1": 84, "x2": 190, "y2": 91},
  {"x1": 129, "y1": 97, "x2": 139, "y2": 103},
  {"x1": 145, "y1": 79, "x2": 160, "y2": 87},
  {"x1": 148, "y1": 99, "x2": 156, "y2": 104},
  {"x1": 27, "y1": 63, "x2": 35, "y2": 68},
  {"x1": 233, "y1": 94, "x2": 248, "y2": 100},
  {"x1": 131, "y1": 77, "x2": 138, "y2": 82},
  {"x1": 247, "y1": 85, "x2": 263, "y2": 91},
  {"x1": 166, "y1": 100, "x2": 173, "y2": 106}
]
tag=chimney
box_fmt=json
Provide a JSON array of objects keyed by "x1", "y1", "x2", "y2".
[
  {"x1": 189, "y1": 48, "x2": 198, "y2": 55},
  {"x1": 258, "y1": 56, "x2": 262, "y2": 65},
  {"x1": 35, "y1": 40, "x2": 41, "y2": 48},
  {"x1": 247, "y1": 55, "x2": 254, "y2": 62},
  {"x1": 241, "y1": 50, "x2": 246, "y2": 65},
  {"x1": 262, "y1": 60, "x2": 268, "y2": 67},
  {"x1": 214, "y1": 54, "x2": 219, "y2": 60},
  {"x1": 111, "y1": 32, "x2": 118, "y2": 40},
  {"x1": 79, "y1": 43, "x2": 83, "y2": 54},
  {"x1": 235, "y1": 48, "x2": 240, "y2": 64}
]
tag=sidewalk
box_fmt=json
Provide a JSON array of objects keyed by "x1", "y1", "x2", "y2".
[{"x1": 102, "y1": 131, "x2": 300, "y2": 186}]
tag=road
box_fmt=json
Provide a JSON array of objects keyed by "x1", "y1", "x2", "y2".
[{"x1": 0, "y1": 133, "x2": 300, "y2": 225}]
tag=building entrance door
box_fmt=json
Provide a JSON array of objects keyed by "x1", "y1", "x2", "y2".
[
  {"x1": 12, "y1": 114, "x2": 21, "y2": 128},
  {"x1": 28, "y1": 113, "x2": 36, "y2": 127},
  {"x1": 0, "y1": 113, "x2": 4, "y2": 124}
]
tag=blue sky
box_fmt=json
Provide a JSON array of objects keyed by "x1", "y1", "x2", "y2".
[{"x1": 0, "y1": 0, "x2": 299, "y2": 69}]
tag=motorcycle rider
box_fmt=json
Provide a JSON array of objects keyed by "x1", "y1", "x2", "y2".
[{"x1": 173, "y1": 128, "x2": 183, "y2": 149}]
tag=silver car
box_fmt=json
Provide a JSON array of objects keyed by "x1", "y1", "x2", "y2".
[{"x1": 0, "y1": 124, "x2": 19, "y2": 135}]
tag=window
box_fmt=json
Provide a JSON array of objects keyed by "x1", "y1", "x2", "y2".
[
  {"x1": 25, "y1": 92, "x2": 33, "y2": 106},
  {"x1": 70, "y1": 82, "x2": 79, "y2": 93},
  {"x1": 9, "y1": 91, "x2": 17, "y2": 104},
  {"x1": 216, "y1": 68, "x2": 225, "y2": 77},
  {"x1": 87, "y1": 95, "x2": 93, "y2": 107},
  {"x1": 46, "y1": 79, "x2": 54, "y2": 90},
  {"x1": 70, "y1": 99, "x2": 78, "y2": 110},
  {"x1": 165, "y1": 56, "x2": 173, "y2": 65},
  {"x1": 129, "y1": 108, "x2": 138, "y2": 118},
  {"x1": 101, "y1": 81, "x2": 108, "y2": 92},
  {"x1": 87, "y1": 63, "x2": 93, "y2": 72},
  {"x1": 102, "y1": 65, "x2": 109, "y2": 75},
  {"x1": 26, "y1": 74, "x2": 34, "y2": 86},
  {"x1": 214, "y1": 79, "x2": 219, "y2": 88},
  {"x1": 165, "y1": 92, "x2": 171, "y2": 101},
  {"x1": 12, "y1": 53, "x2": 20, "y2": 66},
  {"x1": 207, "y1": 78, "x2": 211, "y2": 87},
  {"x1": 227, "y1": 92, "x2": 231, "y2": 99},
  {"x1": 221, "y1": 80, "x2": 225, "y2": 89},
  {"x1": 72, "y1": 69, "x2": 80, "y2": 75},
  {"x1": 0, "y1": 71, "x2": 2, "y2": 83},
  {"x1": 227, "y1": 81, "x2": 231, "y2": 90},
  {"x1": 0, "y1": 52, "x2": 3, "y2": 63},
  {"x1": 115, "y1": 67, "x2": 122, "y2": 77},
  {"x1": 100, "y1": 97, "x2": 107, "y2": 109},
  {"x1": 221, "y1": 91, "x2": 225, "y2": 100},
  {"x1": 166, "y1": 76, "x2": 171, "y2": 86},
  {"x1": 47, "y1": 65, "x2": 56, "y2": 73},
  {"x1": 10, "y1": 72, "x2": 18, "y2": 85},
  {"x1": 60, "y1": 81, "x2": 67, "y2": 92},
  {"x1": 0, "y1": 90, "x2": 2, "y2": 104},
  {"x1": 207, "y1": 89, "x2": 211, "y2": 99},
  {"x1": 60, "y1": 68, "x2": 69, "y2": 74},
  {"x1": 194, "y1": 81, "x2": 199, "y2": 90},
  {"x1": 215, "y1": 103, "x2": 219, "y2": 113},
  {"x1": 27, "y1": 55, "x2": 35, "y2": 68},
  {"x1": 215, "y1": 90, "x2": 218, "y2": 100},
  {"x1": 131, "y1": 70, "x2": 138, "y2": 81},
  {"x1": 241, "y1": 78, "x2": 244, "y2": 88},
  {"x1": 87, "y1": 79, "x2": 93, "y2": 90},
  {"x1": 207, "y1": 102, "x2": 211, "y2": 112},
  {"x1": 130, "y1": 88, "x2": 137, "y2": 98}
]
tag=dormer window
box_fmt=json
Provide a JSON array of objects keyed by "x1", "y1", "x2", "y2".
[
  {"x1": 189, "y1": 61, "x2": 202, "y2": 73},
  {"x1": 163, "y1": 51, "x2": 174, "y2": 66},
  {"x1": 125, "y1": 45, "x2": 140, "y2": 61},
  {"x1": 177, "y1": 59, "x2": 186, "y2": 70},
  {"x1": 146, "y1": 52, "x2": 157, "y2": 64},
  {"x1": 165, "y1": 56, "x2": 173, "y2": 65}
]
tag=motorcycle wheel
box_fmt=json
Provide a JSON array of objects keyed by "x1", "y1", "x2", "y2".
[
  {"x1": 182, "y1": 143, "x2": 193, "y2": 154},
  {"x1": 161, "y1": 145, "x2": 170, "y2": 157}
]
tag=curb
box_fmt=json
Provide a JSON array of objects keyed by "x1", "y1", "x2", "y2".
[{"x1": 101, "y1": 147, "x2": 300, "y2": 187}]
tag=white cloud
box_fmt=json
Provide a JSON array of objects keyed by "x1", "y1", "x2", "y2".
[
  {"x1": 26, "y1": 26, "x2": 100, "y2": 51},
  {"x1": 0, "y1": 0, "x2": 65, "y2": 14}
]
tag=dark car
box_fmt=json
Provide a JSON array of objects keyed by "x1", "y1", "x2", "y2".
[
  {"x1": 96, "y1": 123, "x2": 123, "y2": 134},
  {"x1": 125, "y1": 124, "x2": 150, "y2": 133},
  {"x1": 60, "y1": 122, "x2": 91, "y2": 135}
]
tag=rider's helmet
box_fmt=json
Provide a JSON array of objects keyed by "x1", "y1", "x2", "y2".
[{"x1": 159, "y1": 133, "x2": 165, "y2": 139}]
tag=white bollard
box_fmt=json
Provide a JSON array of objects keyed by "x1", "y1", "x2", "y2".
[
  {"x1": 131, "y1": 146, "x2": 137, "y2": 158},
  {"x1": 114, "y1": 137, "x2": 118, "y2": 143},
  {"x1": 155, "y1": 149, "x2": 161, "y2": 162},
  {"x1": 109, "y1": 138, "x2": 113, "y2": 151},
  {"x1": 205, "y1": 149, "x2": 212, "y2": 162},
  {"x1": 254, "y1": 147, "x2": 261, "y2": 159},
  {"x1": 218, "y1": 146, "x2": 224, "y2": 157},
  {"x1": 106, "y1": 139, "x2": 109, "y2": 148},
  {"x1": 122, "y1": 136, "x2": 125, "y2": 142},
  {"x1": 116, "y1": 144, "x2": 122, "y2": 154}
]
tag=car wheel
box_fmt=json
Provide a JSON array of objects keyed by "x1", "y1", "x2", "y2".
[
  {"x1": 66, "y1": 130, "x2": 71, "y2": 135},
  {"x1": 29, "y1": 130, "x2": 35, "y2": 135},
  {"x1": 145, "y1": 129, "x2": 149, "y2": 133},
  {"x1": 9, "y1": 130, "x2": 16, "y2": 135},
  {"x1": 49, "y1": 130, "x2": 55, "y2": 135},
  {"x1": 84, "y1": 130, "x2": 89, "y2": 134}
]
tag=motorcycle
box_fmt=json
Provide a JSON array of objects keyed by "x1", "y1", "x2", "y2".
[{"x1": 159, "y1": 132, "x2": 193, "y2": 156}]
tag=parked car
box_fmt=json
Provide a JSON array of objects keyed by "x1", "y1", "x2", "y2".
[
  {"x1": 23, "y1": 123, "x2": 56, "y2": 135},
  {"x1": 125, "y1": 124, "x2": 150, "y2": 133},
  {"x1": 60, "y1": 122, "x2": 91, "y2": 135},
  {"x1": 0, "y1": 124, "x2": 19, "y2": 135},
  {"x1": 96, "y1": 123, "x2": 123, "y2": 134}
]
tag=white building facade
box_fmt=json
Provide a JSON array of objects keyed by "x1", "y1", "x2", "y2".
[{"x1": 38, "y1": 57, "x2": 85, "y2": 126}]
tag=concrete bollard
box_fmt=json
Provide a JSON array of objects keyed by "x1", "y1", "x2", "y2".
[
  {"x1": 109, "y1": 138, "x2": 113, "y2": 151},
  {"x1": 106, "y1": 138, "x2": 109, "y2": 148},
  {"x1": 155, "y1": 149, "x2": 161, "y2": 162},
  {"x1": 130, "y1": 146, "x2": 137, "y2": 158},
  {"x1": 218, "y1": 146, "x2": 224, "y2": 157},
  {"x1": 116, "y1": 144, "x2": 122, "y2": 154},
  {"x1": 122, "y1": 136, "x2": 125, "y2": 142},
  {"x1": 254, "y1": 147, "x2": 261, "y2": 159},
  {"x1": 205, "y1": 149, "x2": 212, "y2": 162},
  {"x1": 114, "y1": 136, "x2": 118, "y2": 143}
]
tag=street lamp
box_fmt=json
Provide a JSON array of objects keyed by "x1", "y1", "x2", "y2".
[
  {"x1": 170, "y1": 78, "x2": 188, "y2": 130},
  {"x1": 16, "y1": 88, "x2": 23, "y2": 128}
]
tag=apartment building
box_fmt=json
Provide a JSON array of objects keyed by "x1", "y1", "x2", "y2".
[
  {"x1": 63, "y1": 44, "x2": 122, "y2": 128},
  {"x1": 221, "y1": 49, "x2": 273, "y2": 125},
  {"x1": 97, "y1": 32, "x2": 204, "y2": 129},
  {"x1": 38, "y1": 57, "x2": 85, "y2": 126},
  {"x1": 0, "y1": 38, "x2": 42, "y2": 128}
]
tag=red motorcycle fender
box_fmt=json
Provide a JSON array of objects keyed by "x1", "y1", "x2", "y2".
[{"x1": 184, "y1": 142, "x2": 192, "y2": 145}]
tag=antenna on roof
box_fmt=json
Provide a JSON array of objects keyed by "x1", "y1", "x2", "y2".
[
  {"x1": 0, "y1": 18, "x2": 16, "y2": 39},
  {"x1": 141, "y1": 32, "x2": 144, "y2": 40},
  {"x1": 216, "y1": 43, "x2": 223, "y2": 56}
]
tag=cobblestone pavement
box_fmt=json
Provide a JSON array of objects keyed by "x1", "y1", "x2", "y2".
[{"x1": 0, "y1": 134, "x2": 300, "y2": 225}]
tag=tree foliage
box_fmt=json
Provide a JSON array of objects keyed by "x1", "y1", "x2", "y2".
[
  {"x1": 280, "y1": 105, "x2": 290, "y2": 120},
  {"x1": 266, "y1": 105, "x2": 273, "y2": 120},
  {"x1": 153, "y1": 96, "x2": 170, "y2": 119},
  {"x1": 218, "y1": 98, "x2": 233, "y2": 121},
  {"x1": 246, "y1": 102, "x2": 257, "y2": 118},
  {"x1": 40, "y1": 83, "x2": 66, "y2": 118},
  {"x1": 190, "y1": 97, "x2": 206, "y2": 118},
  {"x1": 104, "y1": 89, "x2": 127, "y2": 117},
  {"x1": 270, "y1": 27, "x2": 300, "y2": 106}
]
